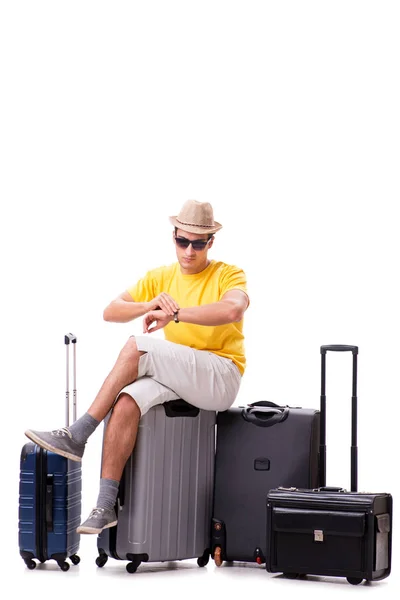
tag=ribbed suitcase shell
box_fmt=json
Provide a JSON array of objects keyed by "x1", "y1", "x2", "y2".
[
  {"x1": 266, "y1": 488, "x2": 392, "y2": 582},
  {"x1": 211, "y1": 405, "x2": 320, "y2": 563},
  {"x1": 19, "y1": 443, "x2": 81, "y2": 569},
  {"x1": 97, "y1": 402, "x2": 216, "y2": 569}
]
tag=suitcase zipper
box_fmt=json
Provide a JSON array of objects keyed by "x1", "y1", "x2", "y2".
[{"x1": 35, "y1": 447, "x2": 48, "y2": 563}]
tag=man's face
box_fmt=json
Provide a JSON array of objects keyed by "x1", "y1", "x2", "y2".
[{"x1": 173, "y1": 228, "x2": 214, "y2": 274}]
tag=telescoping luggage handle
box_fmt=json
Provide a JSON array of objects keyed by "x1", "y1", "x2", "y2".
[
  {"x1": 319, "y1": 344, "x2": 358, "y2": 492},
  {"x1": 65, "y1": 333, "x2": 77, "y2": 427}
]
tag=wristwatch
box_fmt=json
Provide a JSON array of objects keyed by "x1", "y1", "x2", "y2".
[{"x1": 173, "y1": 310, "x2": 180, "y2": 323}]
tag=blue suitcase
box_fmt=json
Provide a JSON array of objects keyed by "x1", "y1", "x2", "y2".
[{"x1": 18, "y1": 334, "x2": 82, "y2": 571}]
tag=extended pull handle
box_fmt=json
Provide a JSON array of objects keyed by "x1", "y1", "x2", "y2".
[
  {"x1": 242, "y1": 401, "x2": 289, "y2": 428},
  {"x1": 65, "y1": 333, "x2": 77, "y2": 427},
  {"x1": 321, "y1": 345, "x2": 358, "y2": 355},
  {"x1": 319, "y1": 344, "x2": 358, "y2": 492}
]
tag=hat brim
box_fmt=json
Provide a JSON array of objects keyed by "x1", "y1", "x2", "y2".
[{"x1": 169, "y1": 216, "x2": 223, "y2": 234}]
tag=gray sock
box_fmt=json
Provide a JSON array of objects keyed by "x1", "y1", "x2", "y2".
[
  {"x1": 68, "y1": 412, "x2": 100, "y2": 445},
  {"x1": 96, "y1": 478, "x2": 119, "y2": 511}
]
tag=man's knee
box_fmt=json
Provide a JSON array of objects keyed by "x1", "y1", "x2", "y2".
[
  {"x1": 114, "y1": 392, "x2": 141, "y2": 417},
  {"x1": 119, "y1": 336, "x2": 146, "y2": 361}
]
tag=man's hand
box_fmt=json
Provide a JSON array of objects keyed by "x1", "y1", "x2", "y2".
[
  {"x1": 143, "y1": 310, "x2": 173, "y2": 333},
  {"x1": 147, "y1": 293, "x2": 179, "y2": 316}
]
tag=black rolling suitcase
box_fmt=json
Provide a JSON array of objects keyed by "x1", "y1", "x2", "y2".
[
  {"x1": 266, "y1": 345, "x2": 393, "y2": 585},
  {"x1": 211, "y1": 401, "x2": 320, "y2": 566},
  {"x1": 19, "y1": 334, "x2": 82, "y2": 571}
]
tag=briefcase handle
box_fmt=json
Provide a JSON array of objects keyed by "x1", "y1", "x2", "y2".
[
  {"x1": 319, "y1": 344, "x2": 358, "y2": 492},
  {"x1": 315, "y1": 486, "x2": 346, "y2": 493}
]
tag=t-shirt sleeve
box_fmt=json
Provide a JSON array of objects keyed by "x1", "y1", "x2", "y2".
[
  {"x1": 219, "y1": 265, "x2": 250, "y2": 305},
  {"x1": 127, "y1": 270, "x2": 159, "y2": 302}
]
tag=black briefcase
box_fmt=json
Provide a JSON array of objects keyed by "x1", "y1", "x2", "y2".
[{"x1": 266, "y1": 345, "x2": 393, "y2": 585}]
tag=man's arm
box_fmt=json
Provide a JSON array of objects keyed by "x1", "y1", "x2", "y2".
[
  {"x1": 104, "y1": 291, "x2": 180, "y2": 323},
  {"x1": 177, "y1": 289, "x2": 249, "y2": 326},
  {"x1": 143, "y1": 289, "x2": 249, "y2": 332},
  {"x1": 103, "y1": 291, "x2": 150, "y2": 323}
]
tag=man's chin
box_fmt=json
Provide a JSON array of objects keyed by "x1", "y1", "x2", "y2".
[{"x1": 180, "y1": 258, "x2": 197, "y2": 272}]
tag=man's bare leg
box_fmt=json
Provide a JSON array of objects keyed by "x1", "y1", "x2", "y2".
[
  {"x1": 101, "y1": 393, "x2": 141, "y2": 481},
  {"x1": 25, "y1": 337, "x2": 145, "y2": 462},
  {"x1": 87, "y1": 337, "x2": 145, "y2": 422},
  {"x1": 77, "y1": 392, "x2": 141, "y2": 534}
]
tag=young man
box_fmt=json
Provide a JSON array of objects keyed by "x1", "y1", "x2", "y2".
[{"x1": 25, "y1": 199, "x2": 249, "y2": 534}]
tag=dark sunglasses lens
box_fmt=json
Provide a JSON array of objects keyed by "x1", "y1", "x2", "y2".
[
  {"x1": 175, "y1": 237, "x2": 190, "y2": 248},
  {"x1": 191, "y1": 241, "x2": 208, "y2": 250},
  {"x1": 175, "y1": 237, "x2": 208, "y2": 250}
]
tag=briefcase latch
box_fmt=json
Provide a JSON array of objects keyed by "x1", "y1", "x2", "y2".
[{"x1": 314, "y1": 529, "x2": 324, "y2": 542}]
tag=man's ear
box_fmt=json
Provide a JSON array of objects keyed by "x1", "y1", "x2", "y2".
[{"x1": 208, "y1": 236, "x2": 215, "y2": 249}]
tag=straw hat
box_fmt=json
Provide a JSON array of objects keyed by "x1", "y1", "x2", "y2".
[{"x1": 169, "y1": 200, "x2": 222, "y2": 234}]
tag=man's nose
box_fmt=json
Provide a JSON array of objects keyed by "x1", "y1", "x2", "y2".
[{"x1": 185, "y1": 243, "x2": 196, "y2": 256}]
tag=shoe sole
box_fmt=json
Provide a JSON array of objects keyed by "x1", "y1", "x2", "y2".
[
  {"x1": 24, "y1": 430, "x2": 82, "y2": 462},
  {"x1": 77, "y1": 520, "x2": 118, "y2": 535}
]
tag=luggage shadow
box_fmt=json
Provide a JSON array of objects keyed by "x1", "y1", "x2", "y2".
[
  {"x1": 95, "y1": 561, "x2": 207, "y2": 578},
  {"x1": 273, "y1": 574, "x2": 373, "y2": 586}
]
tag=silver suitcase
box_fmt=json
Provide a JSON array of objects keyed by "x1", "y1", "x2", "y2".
[{"x1": 96, "y1": 400, "x2": 216, "y2": 573}]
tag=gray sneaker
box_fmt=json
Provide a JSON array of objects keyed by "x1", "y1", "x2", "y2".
[
  {"x1": 77, "y1": 508, "x2": 118, "y2": 534},
  {"x1": 24, "y1": 427, "x2": 85, "y2": 462}
]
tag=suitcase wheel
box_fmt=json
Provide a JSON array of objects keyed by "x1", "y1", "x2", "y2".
[
  {"x1": 283, "y1": 573, "x2": 300, "y2": 579},
  {"x1": 213, "y1": 546, "x2": 223, "y2": 567},
  {"x1": 126, "y1": 559, "x2": 141, "y2": 574},
  {"x1": 25, "y1": 559, "x2": 36, "y2": 570},
  {"x1": 197, "y1": 549, "x2": 210, "y2": 568},
  {"x1": 96, "y1": 555, "x2": 108, "y2": 568},
  {"x1": 58, "y1": 561, "x2": 70, "y2": 572},
  {"x1": 347, "y1": 577, "x2": 363, "y2": 586},
  {"x1": 70, "y1": 554, "x2": 80, "y2": 566}
]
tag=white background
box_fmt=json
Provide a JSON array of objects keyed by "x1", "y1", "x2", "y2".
[{"x1": 1, "y1": 0, "x2": 399, "y2": 596}]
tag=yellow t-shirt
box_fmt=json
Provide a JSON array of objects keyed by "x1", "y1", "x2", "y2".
[{"x1": 127, "y1": 260, "x2": 248, "y2": 375}]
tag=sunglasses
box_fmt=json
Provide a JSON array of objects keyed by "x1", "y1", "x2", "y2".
[{"x1": 174, "y1": 236, "x2": 212, "y2": 251}]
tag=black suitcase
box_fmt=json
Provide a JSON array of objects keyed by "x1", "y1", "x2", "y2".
[
  {"x1": 19, "y1": 334, "x2": 82, "y2": 571},
  {"x1": 211, "y1": 401, "x2": 320, "y2": 566},
  {"x1": 266, "y1": 345, "x2": 393, "y2": 585}
]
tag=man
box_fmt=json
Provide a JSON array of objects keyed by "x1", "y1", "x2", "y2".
[{"x1": 25, "y1": 199, "x2": 249, "y2": 534}]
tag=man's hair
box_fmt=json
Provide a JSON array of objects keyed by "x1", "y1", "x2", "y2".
[{"x1": 174, "y1": 226, "x2": 214, "y2": 240}]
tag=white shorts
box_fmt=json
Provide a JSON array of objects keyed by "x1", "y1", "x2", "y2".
[{"x1": 117, "y1": 335, "x2": 242, "y2": 416}]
